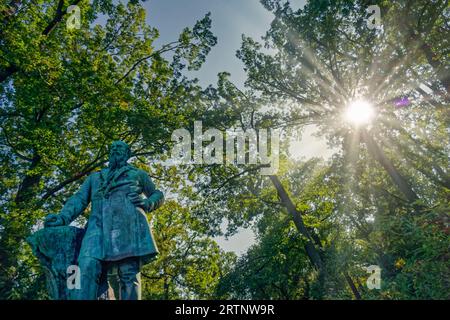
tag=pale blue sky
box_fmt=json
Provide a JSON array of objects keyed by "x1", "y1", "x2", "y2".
[{"x1": 145, "y1": 0, "x2": 305, "y2": 88}]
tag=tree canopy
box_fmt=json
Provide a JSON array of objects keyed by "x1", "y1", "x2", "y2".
[{"x1": 0, "y1": 0, "x2": 448, "y2": 300}]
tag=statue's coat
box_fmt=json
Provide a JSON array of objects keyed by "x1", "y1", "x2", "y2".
[{"x1": 59, "y1": 164, "x2": 164, "y2": 264}]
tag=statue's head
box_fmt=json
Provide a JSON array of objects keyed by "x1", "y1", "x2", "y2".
[{"x1": 108, "y1": 140, "x2": 131, "y2": 169}]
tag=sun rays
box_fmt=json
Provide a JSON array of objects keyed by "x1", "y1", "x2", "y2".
[{"x1": 344, "y1": 99, "x2": 375, "y2": 126}]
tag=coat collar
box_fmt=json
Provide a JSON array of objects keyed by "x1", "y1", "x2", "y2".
[{"x1": 99, "y1": 165, "x2": 134, "y2": 197}]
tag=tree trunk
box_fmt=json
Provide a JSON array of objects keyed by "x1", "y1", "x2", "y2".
[
  {"x1": 269, "y1": 175, "x2": 362, "y2": 299},
  {"x1": 420, "y1": 41, "x2": 450, "y2": 98},
  {"x1": 361, "y1": 130, "x2": 419, "y2": 203},
  {"x1": 269, "y1": 175, "x2": 323, "y2": 270},
  {"x1": 15, "y1": 153, "x2": 42, "y2": 205},
  {"x1": 0, "y1": 64, "x2": 18, "y2": 84},
  {"x1": 0, "y1": 152, "x2": 42, "y2": 298},
  {"x1": 344, "y1": 272, "x2": 361, "y2": 300}
]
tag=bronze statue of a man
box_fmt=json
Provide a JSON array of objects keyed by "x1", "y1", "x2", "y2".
[{"x1": 44, "y1": 141, "x2": 164, "y2": 300}]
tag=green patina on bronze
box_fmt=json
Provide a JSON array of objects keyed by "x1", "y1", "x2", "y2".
[
  {"x1": 28, "y1": 141, "x2": 164, "y2": 300},
  {"x1": 27, "y1": 226, "x2": 86, "y2": 299}
]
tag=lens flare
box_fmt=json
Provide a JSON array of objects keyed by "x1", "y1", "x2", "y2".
[{"x1": 344, "y1": 99, "x2": 375, "y2": 125}]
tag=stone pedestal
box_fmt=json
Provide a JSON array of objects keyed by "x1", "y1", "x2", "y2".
[
  {"x1": 27, "y1": 226, "x2": 85, "y2": 299},
  {"x1": 28, "y1": 226, "x2": 117, "y2": 300}
]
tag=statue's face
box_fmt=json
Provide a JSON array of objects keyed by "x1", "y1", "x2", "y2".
[{"x1": 108, "y1": 141, "x2": 130, "y2": 169}]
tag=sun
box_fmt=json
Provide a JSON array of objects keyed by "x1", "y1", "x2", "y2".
[{"x1": 344, "y1": 99, "x2": 375, "y2": 125}]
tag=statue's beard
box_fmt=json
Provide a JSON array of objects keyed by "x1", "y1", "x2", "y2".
[{"x1": 109, "y1": 152, "x2": 128, "y2": 170}]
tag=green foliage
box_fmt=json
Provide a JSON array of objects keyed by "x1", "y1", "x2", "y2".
[
  {"x1": 0, "y1": 0, "x2": 223, "y2": 299},
  {"x1": 213, "y1": 0, "x2": 449, "y2": 300},
  {"x1": 378, "y1": 206, "x2": 450, "y2": 299},
  {"x1": 1, "y1": 0, "x2": 448, "y2": 300},
  {"x1": 217, "y1": 214, "x2": 316, "y2": 299},
  {"x1": 142, "y1": 201, "x2": 235, "y2": 299}
]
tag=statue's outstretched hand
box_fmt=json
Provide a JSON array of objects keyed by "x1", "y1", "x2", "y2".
[{"x1": 44, "y1": 214, "x2": 66, "y2": 227}]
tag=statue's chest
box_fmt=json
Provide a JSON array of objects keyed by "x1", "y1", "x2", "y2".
[{"x1": 94, "y1": 169, "x2": 142, "y2": 199}]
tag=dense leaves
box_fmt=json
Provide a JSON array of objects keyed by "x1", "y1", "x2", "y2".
[
  {"x1": 214, "y1": 0, "x2": 449, "y2": 299},
  {"x1": 0, "y1": 0, "x2": 448, "y2": 300},
  {"x1": 0, "y1": 0, "x2": 224, "y2": 299}
]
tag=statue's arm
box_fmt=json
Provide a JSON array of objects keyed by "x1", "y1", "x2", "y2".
[
  {"x1": 59, "y1": 175, "x2": 92, "y2": 225},
  {"x1": 141, "y1": 172, "x2": 164, "y2": 212}
]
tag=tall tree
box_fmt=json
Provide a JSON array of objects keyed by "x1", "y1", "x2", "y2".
[
  {"x1": 0, "y1": 0, "x2": 219, "y2": 299},
  {"x1": 237, "y1": 0, "x2": 449, "y2": 204}
]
